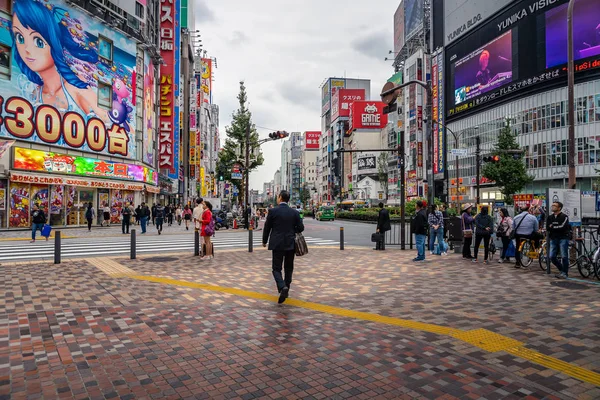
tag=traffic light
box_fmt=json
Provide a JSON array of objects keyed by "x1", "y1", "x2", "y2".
[
  {"x1": 269, "y1": 131, "x2": 290, "y2": 140},
  {"x1": 219, "y1": 175, "x2": 224, "y2": 181},
  {"x1": 483, "y1": 155, "x2": 500, "y2": 163}
]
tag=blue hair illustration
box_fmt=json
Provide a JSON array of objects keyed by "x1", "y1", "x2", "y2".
[{"x1": 11, "y1": 0, "x2": 98, "y2": 89}]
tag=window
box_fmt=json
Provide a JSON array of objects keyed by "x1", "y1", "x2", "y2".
[
  {"x1": 0, "y1": 43, "x2": 10, "y2": 80},
  {"x1": 98, "y1": 35, "x2": 113, "y2": 62},
  {"x1": 135, "y1": 1, "x2": 144, "y2": 18},
  {"x1": 98, "y1": 82, "x2": 112, "y2": 109},
  {"x1": 0, "y1": 0, "x2": 10, "y2": 13}
]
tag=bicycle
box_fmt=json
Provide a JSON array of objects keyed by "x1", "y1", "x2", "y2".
[
  {"x1": 538, "y1": 230, "x2": 599, "y2": 278},
  {"x1": 517, "y1": 236, "x2": 542, "y2": 267}
]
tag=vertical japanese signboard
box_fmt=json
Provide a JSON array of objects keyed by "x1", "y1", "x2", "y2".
[
  {"x1": 172, "y1": 2, "x2": 181, "y2": 183},
  {"x1": 201, "y1": 59, "x2": 212, "y2": 104},
  {"x1": 436, "y1": 52, "x2": 445, "y2": 175},
  {"x1": 432, "y1": 55, "x2": 439, "y2": 174},
  {"x1": 159, "y1": 0, "x2": 175, "y2": 174}
]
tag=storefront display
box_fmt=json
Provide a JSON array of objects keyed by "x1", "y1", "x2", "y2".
[
  {"x1": 10, "y1": 183, "x2": 29, "y2": 228},
  {"x1": 0, "y1": 180, "x2": 7, "y2": 228}
]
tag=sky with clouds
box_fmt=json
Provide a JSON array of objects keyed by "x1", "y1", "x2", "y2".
[{"x1": 194, "y1": 0, "x2": 399, "y2": 190}]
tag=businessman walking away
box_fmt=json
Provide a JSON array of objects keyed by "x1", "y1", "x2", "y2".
[{"x1": 262, "y1": 190, "x2": 305, "y2": 304}]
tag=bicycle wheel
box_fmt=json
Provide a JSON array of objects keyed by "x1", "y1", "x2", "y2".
[
  {"x1": 539, "y1": 246, "x2": 548, "y2": 271},
  {"x1": 577, "y1": 256, "x2": 593, "y2": 278},
  {"x1": 520, "y1": 241, "x2": 533, "y2": 267}
]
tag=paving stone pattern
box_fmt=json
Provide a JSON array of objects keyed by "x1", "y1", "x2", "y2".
[{"x1": 1, "y1": 248, "x2": 599, "y2": 399}]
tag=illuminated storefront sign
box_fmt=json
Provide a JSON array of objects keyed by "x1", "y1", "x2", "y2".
[{"x1": 13, "y1": 147, "x2": 158, "y2": 185}]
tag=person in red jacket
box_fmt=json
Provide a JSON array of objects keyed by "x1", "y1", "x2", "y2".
[{"x1": 201, "y1": 201, "x2": 214, "y2": 259}]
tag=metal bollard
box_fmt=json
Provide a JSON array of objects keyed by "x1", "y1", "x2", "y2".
[
  {"x1": 248, "y1": 226, "x2": 253, "y2": 253},
  {"x1": 130, "y1": 229, "x2": 136, "y2": 260},
  {"x1": 194, "y1": 229, "x2": 200, "y2": 256},
  {"x1": 54, "y1": 230, "x2": 61, "y2": 264},
  {"x1": 340, "y1": 227, "x2": 344, "y2": 250}
]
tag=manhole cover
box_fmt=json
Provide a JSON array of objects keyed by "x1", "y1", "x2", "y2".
[
  {"x1": 143, "y1": 257, "x2": 179, "y2": 263},
  {"x1": 550, "y1": 281, "x2": 590, "y2": 290}
]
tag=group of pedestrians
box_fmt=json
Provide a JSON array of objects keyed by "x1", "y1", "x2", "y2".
[
  {"x1": 411, "y1": 202, "x2": 450, "y2": 261},
  {"x1": 459, "y1": 201, "x2": 571, "y2": 278}
]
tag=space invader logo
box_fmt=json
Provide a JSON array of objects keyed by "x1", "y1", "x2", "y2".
[{"x1": 361, "y1": 103, "x2": 381, "y2": 126}]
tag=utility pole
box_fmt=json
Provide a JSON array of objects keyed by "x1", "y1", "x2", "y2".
[
  {"x1": 567, "y1": 0, "x2": 576, "y2": 189},
  {"x1": 399, "y1": 130, "x2": 406, "y2": 250},
  {"x1": 475, "y1": 136, "x2": 481, "y2": 205},
  {"x1": 244, "y1": 123, "x2": 250, "y2": 230}
]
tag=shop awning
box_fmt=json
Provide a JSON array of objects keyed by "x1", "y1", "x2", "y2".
[{"x1": 9, "y1": 171, "x2": 159, "y2": 192}]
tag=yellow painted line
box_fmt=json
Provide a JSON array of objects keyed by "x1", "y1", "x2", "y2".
[{"x1": 127, "y1": 274, "x2": 600, "y2": 387}]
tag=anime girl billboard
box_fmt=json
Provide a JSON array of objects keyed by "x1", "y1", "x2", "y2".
[{"x1": 0, "y1": 0, "x2": 137, "y2": 159}]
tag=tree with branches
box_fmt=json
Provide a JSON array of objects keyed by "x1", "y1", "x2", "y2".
[
  {"x1": 481, "y1": 119, "x2": 534, "y2": 205},
  {"x1": 216, "y1": 81, "x2": 264, "y2": 204}
]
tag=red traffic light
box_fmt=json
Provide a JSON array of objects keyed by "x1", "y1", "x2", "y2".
[
  {"x1": 269, "y1": 131, "x2": 289, "y2": 140},
  {"x1": 483, "y1": 155, "x2": 500, "y2": 163}
]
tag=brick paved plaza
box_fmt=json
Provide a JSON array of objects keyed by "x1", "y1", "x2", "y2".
[{"x1": 1, "y1": 247, "x2": 599, "y2": 399}]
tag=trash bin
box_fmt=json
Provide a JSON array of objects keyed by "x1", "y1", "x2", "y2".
[{"x1": 447, "y1": 216, "x2": 463, "y2": 253}]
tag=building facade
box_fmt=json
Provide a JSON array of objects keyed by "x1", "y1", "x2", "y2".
[
  {"x1": 318, "y1": 77, "x2": 371, "y2": 203},
  {"x1": 439, "y1": 0, "x2": 600, "y2": 207},
  {"x1": 0, "y1": 0, "x2": 163, "y2": 229}
]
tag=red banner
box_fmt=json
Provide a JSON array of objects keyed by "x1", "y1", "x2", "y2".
[
  {"x1": 159, "y1": 0, "x2": 176, "y2": 172},
  {"x1": 349, "y1": 101, "x2": 388, "y2": 132},
  {"x1": 305, "y1": 131, "x2": 321, "y2": 150},
  {"x1": 331, "y1": 89, "x2": 365, "y2": 121}
]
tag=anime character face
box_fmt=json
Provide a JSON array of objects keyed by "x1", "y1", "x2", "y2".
[{"x1": 12, "y1": 14, "x2": 54, "y2": 73}]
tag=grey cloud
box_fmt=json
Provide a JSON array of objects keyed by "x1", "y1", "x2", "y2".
[
  {"x1": 229, "y1": 31, "x2": 249, "y2": 46},
  {"x1": 277, "y1": 82, "x2": 319, "y2": 112},
  {"x1": 194, "y1": 0, "x2": 216, "y2": 23},
  {"x1": 351, "y1": 31, "x2": 392, "y2": 61}
]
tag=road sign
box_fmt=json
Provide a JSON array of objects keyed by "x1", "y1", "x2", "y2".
[
  {"x1": 450, "y1": 148, "x2": 468, "y2": 156},
  {"x1": 547, "y1": 188, "x2": 581, "y2": 226}
]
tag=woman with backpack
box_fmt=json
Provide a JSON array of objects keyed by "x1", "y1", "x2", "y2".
[
  {"x1": 496, "y1": 207, "x2": 514, "y2": 264},
  {"x1": 201, "y1": 201, "x2": 214, "y2": 260},
  {"x1": 182, "y1": 204, "x2": 192, "y2": 230},
  {"x1": 473, "y1": 205, "x2": 494, "y2": 265},
  {"x1": 85, "y1": 202, "x2": 96, "y2": 231}
]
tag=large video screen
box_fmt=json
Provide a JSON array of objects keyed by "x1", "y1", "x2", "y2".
[
  {"x1": 546, "y1": 0, "x2": 600, "y2": 68},
  {"x1": 446, "y1": 0, "x2": 600, "y2": 121},
  {"x1": 454, "y1": 31, "x2": 513, "y2": 105}
]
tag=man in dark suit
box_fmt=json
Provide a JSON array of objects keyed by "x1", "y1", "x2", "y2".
[
  {"x1": 376, "y1": 202, "x2": 391, "y2": 250},
  {"x1": 262, "y1": 190, "x2": 304, "y2": 304}
]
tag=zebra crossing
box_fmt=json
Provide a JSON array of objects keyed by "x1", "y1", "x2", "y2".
[{"x1": 0, "y1": 233, "x2": 339, "y2": 262}]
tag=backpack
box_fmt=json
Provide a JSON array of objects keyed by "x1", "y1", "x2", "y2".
[
  {"x1": 85, "y1": 207, "x2": 93, "y2": 219},
  {"x1": 205, "y1": 217, "x2": 215, "y2": 236}
]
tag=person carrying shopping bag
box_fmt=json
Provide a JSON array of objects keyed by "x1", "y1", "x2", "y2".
[{"x1": 200, "y1": 201, "x2": 214, "y2": 260}]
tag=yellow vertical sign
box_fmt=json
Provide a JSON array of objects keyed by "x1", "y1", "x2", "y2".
[{"x1": 200, "y1": 167, "x2": 207, "y2": 197}]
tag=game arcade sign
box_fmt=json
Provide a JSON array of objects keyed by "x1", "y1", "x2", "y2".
[{"x1": 348, "y1": 101, "x2": 388, "y2": 133}]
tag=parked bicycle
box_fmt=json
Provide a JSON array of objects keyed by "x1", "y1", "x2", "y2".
[{"x1": 538, "y1": 228, "x2": 599, "y2": 279}]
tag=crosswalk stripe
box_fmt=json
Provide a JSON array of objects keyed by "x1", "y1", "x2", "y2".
[{"x1": 0, "y1": 235, "x2": 338, "y2": 261}]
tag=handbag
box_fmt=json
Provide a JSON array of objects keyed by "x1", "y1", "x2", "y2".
[
  {"x1": 461, "y1": 214, "x2": 473, "y2": 238},
  {"x1": 295, "y1": 233, "x2": 308, "y2": 257},
  {"x1": 371, "y1": 232, "x2": 384, "y2": 243},
  {"x1": 505, "y1": 240, "x2": 516, "y2": 258}
]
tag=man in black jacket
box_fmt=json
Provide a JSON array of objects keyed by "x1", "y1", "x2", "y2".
[
  {"x1": 411, "y1": 200, "x2": 428, "y2": 261},
  {"x1": 262, "y1": 190, "x2": 304, "y2": 304},
  {"x1": 375, "y1": 202, "x2": 391, "y2": 250},
  {"x1": 547, "y1": 201, "x2": 571, "y2": 279}
]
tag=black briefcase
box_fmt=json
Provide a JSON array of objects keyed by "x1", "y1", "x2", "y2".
[{"x1": 371, "y1": 233, "x2": 383, "y2": 243}]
